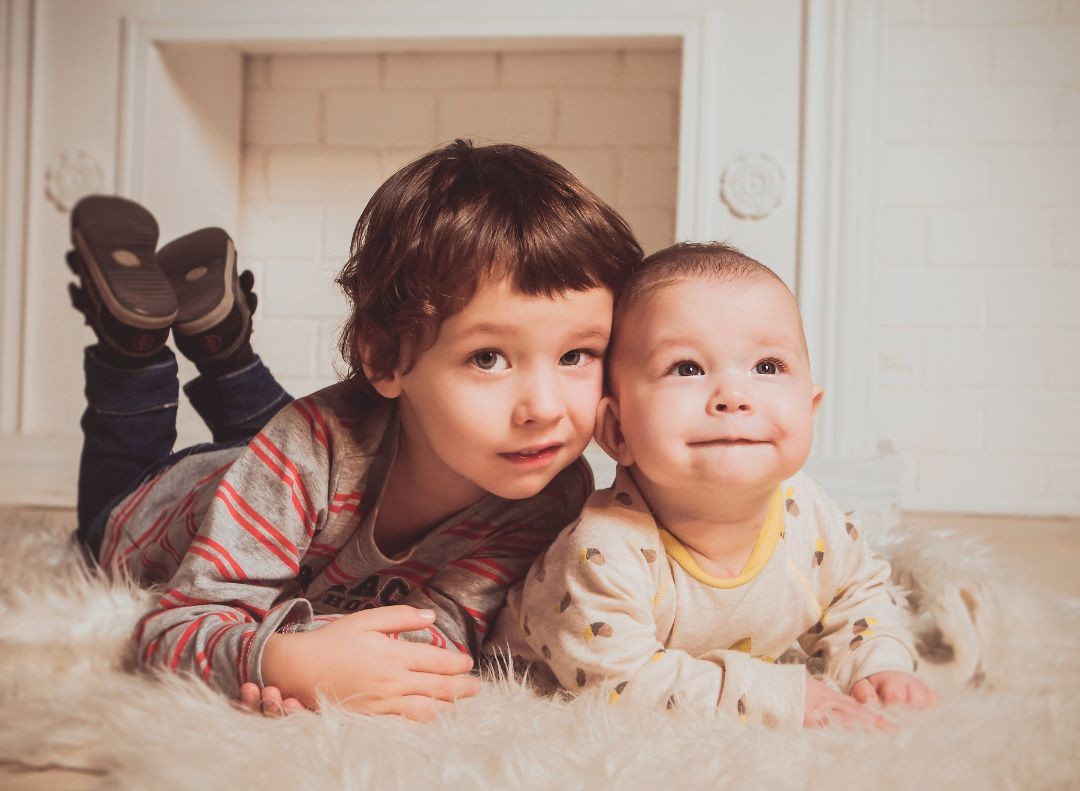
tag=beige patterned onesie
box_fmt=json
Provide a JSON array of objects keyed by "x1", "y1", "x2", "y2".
[{"x1": 491, "y1": 467, "x2": 917, "y2": 727}]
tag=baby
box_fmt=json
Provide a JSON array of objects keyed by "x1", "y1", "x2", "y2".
[{"x1": 492, "y1": 242, "x2": 938, "y2": 729}]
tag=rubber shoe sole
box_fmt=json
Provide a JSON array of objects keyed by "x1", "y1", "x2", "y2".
[
  {"x1": 157, "y1": 227, "x2": 237, "y2": 335},
  {"x1": 158, "y1": 227, "x2": 252, "y2": 363},
  {"x1": 70, "y1": 196, "x2": 177, "y2": 330}
]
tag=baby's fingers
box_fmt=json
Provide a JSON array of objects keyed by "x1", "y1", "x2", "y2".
[
  {"x1": 850, "y1": 679, "x2": 880, "y2": 706},
  {"x1": 831, "y1": 697, "x2": 896, "y2": 733},
  {"x1": 904, "y1": 680, "x2": 940, "y2": 709}
]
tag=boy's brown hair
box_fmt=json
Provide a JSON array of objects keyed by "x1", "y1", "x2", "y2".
[{"x1": 336, "y1": 139, "x2": 643, "y2": 392}]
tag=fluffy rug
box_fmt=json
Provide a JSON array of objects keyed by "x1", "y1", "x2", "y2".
[{"x1": 0, "y1": 510, "x2": 1077, "y2": 791}]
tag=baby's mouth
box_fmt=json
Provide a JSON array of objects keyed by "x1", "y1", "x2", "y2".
[{"x1": 689, "y1": 438, "x2": 766, "y2": 446}]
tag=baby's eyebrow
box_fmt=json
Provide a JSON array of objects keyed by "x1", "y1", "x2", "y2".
[{"x1": 572, "y1": 328, "x2": 611, "y2": 342}]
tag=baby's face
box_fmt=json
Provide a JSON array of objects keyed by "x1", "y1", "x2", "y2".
[{"x1": 608, "y1": 276, "x2": 822, "y2": 496}]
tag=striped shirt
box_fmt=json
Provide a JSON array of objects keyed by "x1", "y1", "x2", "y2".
[{"x1": 99, "y1": 381, "x2": 591, "y2": 698}]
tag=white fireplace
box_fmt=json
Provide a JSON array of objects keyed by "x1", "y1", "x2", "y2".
[{"x1": 0, "y1": 0, "x2": 891, "y2": 508}]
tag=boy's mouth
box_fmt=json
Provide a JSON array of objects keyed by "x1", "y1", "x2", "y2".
[{"x1": 499, "y1": 444, "x2": 562, "y2": 465}]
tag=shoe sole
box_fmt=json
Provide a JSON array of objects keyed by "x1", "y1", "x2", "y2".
[
  {"x1": 157, "y1": 227, "x2": 237, "y2": 335},
  {"x1": 70, "y1": 196, "x2": 177, "y2": 330}
]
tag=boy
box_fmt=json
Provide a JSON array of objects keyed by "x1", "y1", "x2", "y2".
[
  {"x1": 491, "y1": 243, "x2": 938, "y2": 729},
  {"x1": 66, "y1": 140, "x2": 642, "y2": 719}
]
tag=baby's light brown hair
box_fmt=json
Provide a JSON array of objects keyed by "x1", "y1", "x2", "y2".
[{"x1": 607, "y1": 242, "x2": 805, "y2": 388}]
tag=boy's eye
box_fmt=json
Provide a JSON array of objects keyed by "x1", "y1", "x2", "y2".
[
  {"x1": 670, "y1": 361, "x2": 704, "y2": 377},
  {"x1": 559, "y1": 349, "x2": 595, "y2": 367},
  {"x1": 754, "y1": 358, "x2": 785, "y2": 375},
  {"x1": 471, "y1": 350, "x2": 509, "y2": 372}
]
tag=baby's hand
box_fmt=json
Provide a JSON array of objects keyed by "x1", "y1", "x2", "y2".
[
  {"x1": 238, "y1": 683, "x2": 305, "y2": 718},
  {"x1": 804, "y1": 677, "x2": 896, "y2": 731},
  {"x1": 851, "y1": 670, "x2": 940, "y2": 709}
]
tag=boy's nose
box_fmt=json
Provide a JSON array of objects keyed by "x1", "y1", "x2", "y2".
[{"x1": 513, "y1": 376, "x2": 566, "y2": 426}]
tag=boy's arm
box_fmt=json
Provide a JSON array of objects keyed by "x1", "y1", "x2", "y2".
[
  {"x1": 131, "y1": 398, "x2": 330, "y2": 699},
  {"x1": 797, "y1": 504, "x2": 918, "y2": 692},
  {"x1": 393, "y1": 459, "x2": 595, "y2": 656},
  {"x1": 510, "y1": 515, "x2": 806, "y2": 726}
]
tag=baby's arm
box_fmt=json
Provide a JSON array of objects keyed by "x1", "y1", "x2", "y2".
[
  {"x1": 796, "y1": 497, "x2": 927, "y2": 701},
  {"x1": 512, "y1": 515, "x2": 806, "y2": 726}
]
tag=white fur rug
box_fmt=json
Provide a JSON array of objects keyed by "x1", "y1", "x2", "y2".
[{"x1": 1, "y1": 510, "x2": 1077, "y2": 791}]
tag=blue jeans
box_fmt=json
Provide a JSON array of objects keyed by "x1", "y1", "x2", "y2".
[{"x1": 77, "y1": 346, "x2": 292, "y2": 555}]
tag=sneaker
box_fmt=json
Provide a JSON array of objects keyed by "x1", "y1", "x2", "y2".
[
  {"x1": 68, "y1": 195, "x2": 177, "y2": 358},
  {"x1": 156, "y1": 227, "x2": 255, "y2": 363}
]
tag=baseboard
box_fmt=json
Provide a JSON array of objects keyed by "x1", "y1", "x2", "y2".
[{"x1": 0, "y1": 433, "x2": 80, "y2": 506}]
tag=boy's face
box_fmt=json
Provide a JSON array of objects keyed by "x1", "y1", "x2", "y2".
[
  {"x1": 376, "y1": 277, "x2": 613, "y2": 502},
  {"x1": 606, "y1": 276, "x2": 822, "y2": 496}
]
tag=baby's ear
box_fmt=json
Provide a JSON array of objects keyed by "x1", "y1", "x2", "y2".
[
  {"x1": 358, "y1": 340, "x2": 403, "y2": 399},
  {"x1": 810, "y1": 384, "x2": 825, "y2": 418},
  {"x1": 594, "y1": 396, "x2": 634, "y2": 466}
]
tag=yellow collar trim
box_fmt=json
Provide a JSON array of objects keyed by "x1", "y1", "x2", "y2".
[{"x1": 659, "y1": 487, "x2": 785, "y2": 589}]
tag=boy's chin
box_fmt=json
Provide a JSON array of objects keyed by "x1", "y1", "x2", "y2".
[
  {"x1": 484, "y1": 473, "x2": 560, "y2": 500},
  {"x1": 480, "y1": 455, "x2": 579, "y2": 500}
]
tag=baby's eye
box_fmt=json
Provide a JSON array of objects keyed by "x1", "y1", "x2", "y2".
[
  {"x1": 471, "y1": 350, "x2": 509, "y2": 372},
  {"x1": 559, "y1": 349, "x2": 596, "y2": 367},
  {"x1": 669, "y1": 361, "x2": 704, "y2": 377},
  {"x1": 754, "y1": 358, "x2": 786, "y2": 375}
]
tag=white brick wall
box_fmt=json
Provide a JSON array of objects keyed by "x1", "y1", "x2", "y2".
[
  {"x1": 239, "y1": 47, "x2": 680, "y2": 401},
  {"x1": 877, "y1": 3, "x2": 1080, "y2": 515}
]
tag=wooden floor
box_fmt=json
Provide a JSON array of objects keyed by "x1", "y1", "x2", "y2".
[{"x1": 0, "y1": 506, "x2": 1077, "y2": 789}]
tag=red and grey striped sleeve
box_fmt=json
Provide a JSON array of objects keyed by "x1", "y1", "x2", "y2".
[
  {"x1": 132, "y1": 396, "x2": 332, "y2": 698},
  {"x1": 395, "y1": 458, "x2": 594, "y2": 656}
]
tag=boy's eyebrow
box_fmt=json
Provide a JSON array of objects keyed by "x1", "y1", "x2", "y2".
[
  {"x1": 454, "y1": 322, "x2": 520, "y2": 338},
  {"x1": 453, "y1": 323, "x2": 610, "y2": 342}
]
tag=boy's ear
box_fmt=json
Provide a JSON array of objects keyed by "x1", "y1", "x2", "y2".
[
  {"x1": 594, "y1": 396, "x2": 634, "y2": 466},
  {"x1": 358, "y1": 340, "x2": 403, "y2": 399},
  {"x1": 810, "y1": 384, "x2": 825, "y2": 418}
]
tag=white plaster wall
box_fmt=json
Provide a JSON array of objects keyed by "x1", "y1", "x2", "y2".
[
  {"x1": 237, "y1": 48, "x2": 680, "y2": 401},
  {"x1": 875, "y1": 0, "x2": 1080, "y2": 515}
]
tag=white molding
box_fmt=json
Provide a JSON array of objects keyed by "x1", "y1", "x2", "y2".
[
  {"x1": 4, "y1": 1, "x2": 786, "y2": 506},
  {"x1": 116, "y1": 16, "x2": 147, "y2": 201},
  {"x1": 799, "y1": 0, "x2": 897, "y2": 506},
  {"x1": 0, "y1": 0, "x2": 32, "y2": 433},
  {"x1": 677, "y1": 13, "x2": 712, "y2": 242},
  {"x1": 125, "y1": 14, "x2": 709, "y2": 243}
]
